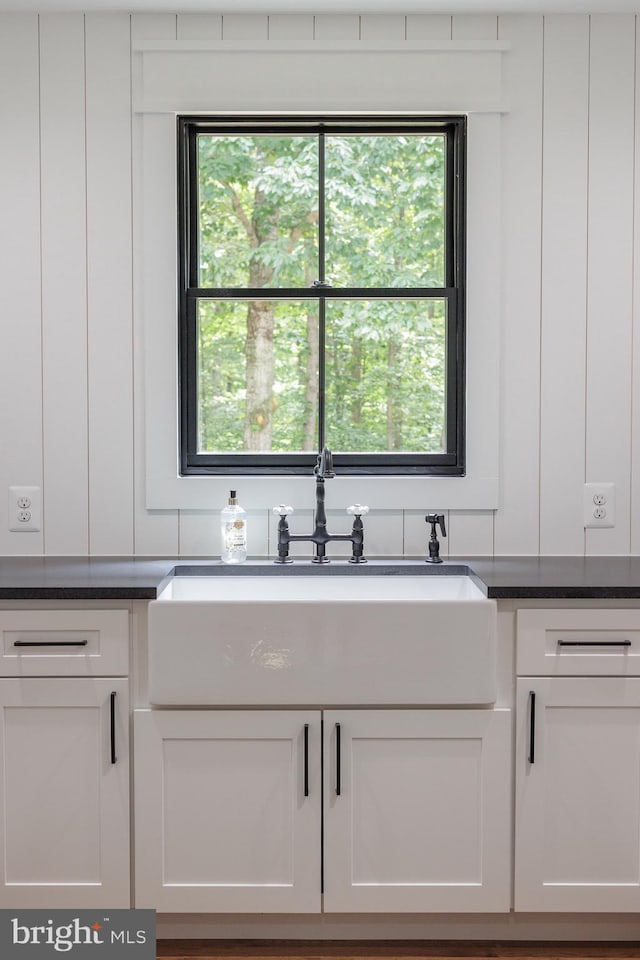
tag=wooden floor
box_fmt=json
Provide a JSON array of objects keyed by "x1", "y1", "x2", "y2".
[{"x1": 156, "y1": 942, "x2": 640, "y2": 960}]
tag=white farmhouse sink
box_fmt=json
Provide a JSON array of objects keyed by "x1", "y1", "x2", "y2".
[
  {"x1": 162, "y1": 573, "x2": 484, "y2": 602},
  {"x1": 148, "y1": 572, "x2": 497, "y2": 706}
]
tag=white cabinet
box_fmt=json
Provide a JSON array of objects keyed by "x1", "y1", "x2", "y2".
[
  {"x1": 324, "y1": 709, "x2": 511, "y2": 913},
  {"x1": 0, "y1": 677, "x2": 130, "y2": 908},
  {"x1": 134, "y1": 709, "x2": 321, "y2": 913},
  {"x1": 0, "y1": 607, "x2": 130, "y2": 909},
  {"x1": 515, "y1": 609, "x2": 640, "y2": 912},
  {"x1": 134, "y1": 707, "x2": 511, "y2": 914}
]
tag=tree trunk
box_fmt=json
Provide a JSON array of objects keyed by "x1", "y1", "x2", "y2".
[
  {"x1": 244, "y1": 299, "x2": 275, "y2": 450},
  {"x1": 350, "y1": 340, "x2": 363, "y2": 426},
  {"x1": 243, "y1": 188, "x2": 276, "y2": 450},
  {"x1": 302, "y1": 263, "x2": 318, "y2": 451},
  {"x1": 386, "y1": 339, "x2": 402, "y2": 451},
  {"x1": 227, "y1": 176, "x2": 319, "y2": 453},
  {"x1": 302, "y1": 307, "x2": 319, "y2": 451}
]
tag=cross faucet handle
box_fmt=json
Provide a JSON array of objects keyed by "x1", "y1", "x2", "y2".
[
  {"x1": 347, "y1": 504, "x2": 369, "y2": 517},
  {"x1": 273, "y1": 504, "x2": 294, "y2": 516}
]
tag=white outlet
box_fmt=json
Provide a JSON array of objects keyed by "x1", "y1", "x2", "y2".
[
  {"x1": 8, "y1": 485, "x2": 41, "y2": 532},
  {"x1": 584, "y1": 482, "x2": 615, "y2": 528}
]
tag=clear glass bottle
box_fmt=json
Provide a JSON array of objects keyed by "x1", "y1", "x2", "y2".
[{"x1": 220, "y1": 490, "x2": 247, "y2": 564}]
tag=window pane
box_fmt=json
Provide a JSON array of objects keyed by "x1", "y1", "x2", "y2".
[
  {"x1": 197, "y1": 135, "x2": 318, "y2": 288},
  {"x1": 197, "y1": 299, "x2": 319, "y2": 453},
  {"x1": 324, "y1": 300, "x2": 447, "y2": 453},
  {"x1": 325, "y1": 135, "x2": 446, "y2": 288}
]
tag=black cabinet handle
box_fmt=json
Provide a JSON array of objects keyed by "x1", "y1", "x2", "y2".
[
  {"x1": 303, "y1": 723, "x2": 309, "y2": 798},
  {"x1": 528, "y1": 690, "x2": 536, "y2": 764},
  {"x1": 14, "y1": 639, "x2": 88, "y2": 647},
  {"x1": 558, "y1": 639, "x2": 631, "y2": 647},
  {"x1": 336, "y1": 722, "x2": 341, "y2": 796},
  {"x1": 110, "y1": 691, "x2": 117, "y2": 765}
]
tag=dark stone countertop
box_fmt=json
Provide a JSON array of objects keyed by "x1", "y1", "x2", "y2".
[
  {"x1": 0, "y1": 557, "x2": 176, "y2": 600},
  {"x1": 465, "y1": 556, "x2": 640, "y2": 599},
  {"x1": 2, "y1": 555, "x2": 640, "y2": 600}
]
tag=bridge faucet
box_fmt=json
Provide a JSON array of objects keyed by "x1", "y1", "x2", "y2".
[{"x1": 273, "y1": 447, "x2": 368, "y2": 564}]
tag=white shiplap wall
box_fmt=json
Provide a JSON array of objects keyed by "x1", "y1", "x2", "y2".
[{"x1": 0, "y1": 12, "x2": 638, "y2": 558}]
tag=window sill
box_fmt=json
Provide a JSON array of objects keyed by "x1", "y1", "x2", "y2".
[{"x1": 145, "y1": 471, "x2": 499, "y2": 512}]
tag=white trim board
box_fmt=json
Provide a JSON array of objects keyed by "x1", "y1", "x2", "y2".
[{"x1": 137, "y1": 41, "x2": 502, "y2": 511}]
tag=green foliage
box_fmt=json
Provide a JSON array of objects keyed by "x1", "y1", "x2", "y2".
[
  {"x1": 195, "y1": 132, "x2": 448, "y2": 455},
  {"x1": 198, "y1": 135, "x2": 318, "y2": 288},
  {"x1": 197, "y1": 299, "x2": 316, "y2": 451},
  {"x1": 325, "y1": 300, "x2": 446, "y2": 453},
  {"x1": 325, "y1": 135, "x2": 445, "y2": 288}
]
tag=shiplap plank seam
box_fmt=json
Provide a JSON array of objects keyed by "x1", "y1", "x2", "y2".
[
  {"x1": 494, "y1": 15, "x2": 543, "y2": 555},
  {"x1": 632, "y1": 14, "x2": 640, "y2": 554},
  {"x1": 40, "y1": 13, "x2": 89, "y2": 554},
  {"x1": 585, "y1": 14, "x2": 636, "y2": 555},
  {"x1": 0, "y1": 14, "x2": 43, "y2": 555},
  {"x1": 85, "y1": 14, "x2": 134, "y2": 555},
  {"x1": 539, "y1": 15, "x2": 590, "y2": 555}
]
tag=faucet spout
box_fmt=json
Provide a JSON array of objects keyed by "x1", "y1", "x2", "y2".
[
  {"x1": 314, "y1": 446, "x2": 335, "y2": 480},
  {"x1": 312, "y1": 449, "x2": 333, "y2": 562}
]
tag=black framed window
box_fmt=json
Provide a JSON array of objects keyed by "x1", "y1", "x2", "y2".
[{"x1": 178, "y1": 115, "x2": 466, "y2": 476}]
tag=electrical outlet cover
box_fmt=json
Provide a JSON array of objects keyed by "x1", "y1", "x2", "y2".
[
  {"x1": 584, "y1": 482, "x2": 615, "y2": 528},
  {"x1": 8, "y1": 485, "x2": 41, "y2": 532}
]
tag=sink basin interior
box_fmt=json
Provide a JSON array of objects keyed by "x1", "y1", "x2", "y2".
[{"x1": 159, "y1": 574, "x2": 485, "y2": 603}]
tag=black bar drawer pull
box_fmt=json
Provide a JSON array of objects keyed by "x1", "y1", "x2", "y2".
[
  {"x1": 528, "y1": 690, "x2": 536, "y2": 764},
  {"x1": 336, "y1": 722, "x2": 341, "y2": 796},
  {"x1": 558, "y1": 639, "x2": 632, "y2": 647},
  {"x1": 110, "y1": 691, "x2": 117, "y2": 765},
  {"x1": 14, "y1": 639, "x2": 89, "y2": 647},
  {"x1": 303, "y1": 723, "x2": 309, "y2": 798}
]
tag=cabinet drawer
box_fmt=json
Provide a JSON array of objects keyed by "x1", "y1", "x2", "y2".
[
  {"x1": 517, "y1": 609, "x2": 640, "y2": 676},
  {"x1": 0, "y1": 610, "x2": 129, "y2": 676}
]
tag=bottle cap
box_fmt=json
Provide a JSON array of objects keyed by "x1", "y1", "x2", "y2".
[{"x1": 229, "y1": 490, "x2": 238, "y2": 504}]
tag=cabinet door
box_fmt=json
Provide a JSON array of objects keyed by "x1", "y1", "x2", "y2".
[
  {"x1": 515, "y1": 678, "x2": 640, "y2": 911},
  {"x1": 323, "y1": 708, "x2": 511, "y2": 912},
  {"x1": 134, "y1": 709, "x2": 321, "y2": 913},
  {"x1": 0, "y1": 678, "x2": 130, "y2": 908}
]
